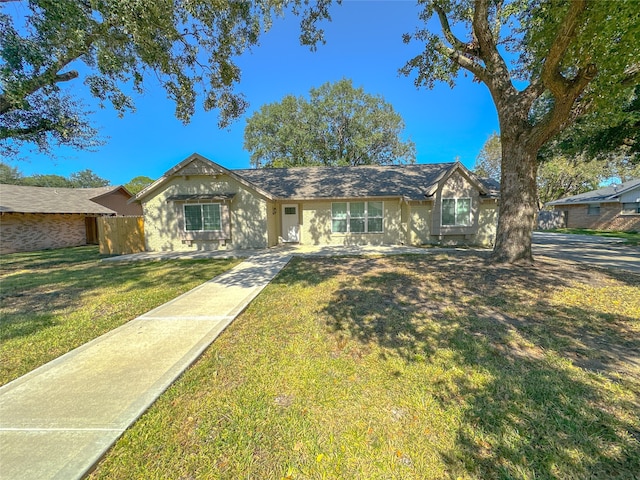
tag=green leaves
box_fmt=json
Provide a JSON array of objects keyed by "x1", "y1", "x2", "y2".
[
  {"x1": 0, "y1": 0, "x2": 334, "y2": 154},
  {"x1": 244, "y1": 78, "x2": 416, "y2": 168}
]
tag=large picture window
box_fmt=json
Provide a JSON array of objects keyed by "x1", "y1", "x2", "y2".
[
  {"x1": 184, "y1": 204, "x2": 222, "y2": 231},
  {"x1": 442, "y1": 198, "x2": 471, "y2": 226},
  {"x1": 331, "y1": 202, "x2": 384, "y2": 233}
]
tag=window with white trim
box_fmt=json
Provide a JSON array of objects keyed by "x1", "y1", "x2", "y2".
[
  {"x1": 587, "y1": 204, "x2": 601, "y2": 215},
  {"x1": 331, "y1": 202, "x2": 383, "y2": 233},
  {"x1": 184, "y1": 204, "x2": 222, "y2": 231},
  {"x1": 622, "y1": 202, "x2": 640, "y2": 214},
  {"x1": 442, "y1": 198, "x2": 471, "y2": 226}
]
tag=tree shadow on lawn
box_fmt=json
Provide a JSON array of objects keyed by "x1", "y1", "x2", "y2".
[{"x1": 298, "y1": 252, "x2": 640, "y2": 479}]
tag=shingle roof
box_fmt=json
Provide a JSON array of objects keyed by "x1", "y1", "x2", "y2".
[
  {"x1": 236, "y1": 163, "x2": 496, "y2": 201},
  {"x1": 546, "y1": 178, "x2": 640, "y2": 206},
  {"x1": 132, "y1": 153, "x2": 500, "y2": 203},
  {"x1": 0, "y1": 184, "x2": 118, "y2": 214}
]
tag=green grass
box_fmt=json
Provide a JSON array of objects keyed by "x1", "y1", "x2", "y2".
[
  {"x1": 545, "y1": 228, "x2": 640, "y2": 244},
  {"x1": 88, "y1": 253, "x2": 640, "y2": 479},
  {"x1": 0, "y1": 246, "x2": 241, "y2": 385}
]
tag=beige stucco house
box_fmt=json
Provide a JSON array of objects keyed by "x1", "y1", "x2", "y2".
[
  {"x1": 546, "y1": 179, "x2": 640, "y2": 231},
  {"x1": 132, "y1": 153, "x2": 500, "y2": 252},
  {"x1": 0, "y1": 184, "x2": 141, "y2": 254}
]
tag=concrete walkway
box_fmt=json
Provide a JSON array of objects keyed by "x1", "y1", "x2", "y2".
[{"x1": 0, "y1": 252, "x2": 292, "y2": 480}]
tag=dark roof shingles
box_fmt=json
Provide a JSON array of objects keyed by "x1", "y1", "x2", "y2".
[
  {"x1": 236, "y1": 163, "x2": 459, "y2": 200},
  {"x1": 0, "y1": 185, "x2": 117, "y2": 214}
]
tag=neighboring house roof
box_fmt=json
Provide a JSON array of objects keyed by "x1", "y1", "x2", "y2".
[
  {"x1": 546, "y1": 178, "x2": 640, "y2": 206},
  {"x1": 0, "y1": 184, "x2": 120, "y2": 214},
  {"x1": 133, "y1": 153, "x2": 499, "y2": 203}
]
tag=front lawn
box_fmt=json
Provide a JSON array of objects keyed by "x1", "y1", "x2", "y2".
[
  {"x1": 89, "y1": 253, "x2": 640, "y2": 479},
  {"x1": 0, "y1": 246, "x2": 241, "y2": 385}
]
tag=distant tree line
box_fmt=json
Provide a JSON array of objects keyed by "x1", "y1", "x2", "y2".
[{"x1": 0, "y1": 162, "x2": 110, "y2": 188}]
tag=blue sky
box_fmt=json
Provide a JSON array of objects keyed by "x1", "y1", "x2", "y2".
[{"x1": 9, "y1": 1, "x2": 499, "y2": 186}]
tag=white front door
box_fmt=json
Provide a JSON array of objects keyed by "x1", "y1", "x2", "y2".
[{"x1": 282, "y1": 204, "x2": 300, "y2": 242}]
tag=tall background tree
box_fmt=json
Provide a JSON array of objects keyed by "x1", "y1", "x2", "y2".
[
  {"x1": 401, "y1": 0, "x2": 640, "y2": 263},
  {"x1": 124, "y1": 176, "x2": 155, "y2": 195},
  {"x1": 244, "y1": 79, "x2": 416, "y2": 168},
  {"x1": 473, "y1": 132, "x2": 501, "y2": 181},
  {"x1": 0, "y1": 0, "x2": 332, "y2": 156}
]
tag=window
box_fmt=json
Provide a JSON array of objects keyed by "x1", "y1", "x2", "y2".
[
  {"x1": 184, "y1": 204, "x2": 221, "y2": 231},
  {"x1": 332, "y1": 202, "x2": 348, "y2": 233},
  {"x1": 284, "y1": 207, "x2": 296, "y2": 215},
  {"x1": 442, "y1": 198, "x2": 471, "y2": 226},
  {"x1": 587, "y1": 204, "x2": 601, "y2": 215},
  {"x1": 622, "y1": 202, "x2": 640, "y2": 214},
  {"x1": 331, "y1": 202, "x2": 383, "y2": 233}
]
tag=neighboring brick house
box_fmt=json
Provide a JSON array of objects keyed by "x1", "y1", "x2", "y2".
[
  {"x1": 546, "y1": 179, "x2": 640, "y2": 231},
  {"x1": 0, "y1": 185, "x2": 142, "y2": 254}
]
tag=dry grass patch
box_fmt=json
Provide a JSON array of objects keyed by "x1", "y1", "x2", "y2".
[{"x1": 90, "y1": 252, "x2": 640, "y2": 479}]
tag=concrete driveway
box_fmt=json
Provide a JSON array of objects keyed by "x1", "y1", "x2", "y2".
[{"x1": 533, "y1": 232, "x2": 640, "y2": 274}]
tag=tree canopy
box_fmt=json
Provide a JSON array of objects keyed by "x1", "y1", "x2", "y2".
[
  {"x1": 124, "y1": 175, "x2": 155, "y2": 195},
  {"x1": 0, "y1": 0, "x2": 332, "y2": 156},
  {"x1": 540, "y1": 84, "x2": 640, "y2": 164},
  {"x1": 402, "y1": 0, "x2": 640, "y2": 263},
  {"x1": 244, "y1": 79, "x2": 416, "y2": 168}
]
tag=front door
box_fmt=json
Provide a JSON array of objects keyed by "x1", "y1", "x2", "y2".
[{"x1": 282, "y1": 204, "x2": 300, "y2": 243}]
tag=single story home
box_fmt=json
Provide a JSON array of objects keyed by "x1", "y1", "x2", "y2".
[
  {"x1": 132, "y1": 153, "x2": 499, "y2": 251},
  {"x1": 546, "y1": 178, "x2": 640, "y2": 231},
  {"x1": 0, "y1": 184, "x2": 141, "y2": 254}
]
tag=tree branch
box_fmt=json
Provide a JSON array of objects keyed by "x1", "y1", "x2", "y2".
[
  {"x1": 0, "y1": 65, "x2": 80, "y2": 115},
  {"x1": 0, "y1": 38, "x2": 90, "y2": 115},
  {"x1": 471, "y1": 0, "x2": 514, "y2": 95},
  {"x1": 0, "y1": 119, "x2": 58, "y2": 141},
  {"x1": 433, "y1": 3, "x2": 479, "y2": 56},
  {"x1": 622, "y1": 63, "x2": 640, "y2": 86},
  {"x1": 541, "y1": 0, "x2": 588, "y2": 96},
  {"x1": 529, "y1": 0, "x2": 596, "y2": 150},
  {"x1": 435, "y1": 42, "x2": 487, "y2": 82},
  {"x1": 530, "y1": 64, "x2": 597, "y2": 150}
]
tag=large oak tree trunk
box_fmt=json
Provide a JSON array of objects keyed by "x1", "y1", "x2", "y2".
[{"x1": 492, "y1": 136, "x2": 538, "y2": 264}]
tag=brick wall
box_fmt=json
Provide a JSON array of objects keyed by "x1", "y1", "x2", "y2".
[
  {"x1": 0, "y1": 213, "x2": 88, "y2": 254},
  {"x1": 558, "y1": 203, "x2": 640, "y2": 231}
]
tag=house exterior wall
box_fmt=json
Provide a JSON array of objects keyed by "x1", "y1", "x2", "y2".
[
  {"x1": 620, "y1": 188, "x2": 640, "y2": 204},
  {"x1": 556, "y1": 203, "x2": 640, "y2": 231},
  {"x1": 266, "y1": 201, "x2": 279, "y2": 247},
  {"x1": 476, "y1": 201, "x2": 498, "y2": 246},
  {"x1": 92, "y1": 189, "x2": 142, "y2": 216},
  {"x1": 299, "y1": 199, "x2": 404, "y2": 245},
  {"x1": 142, "y1": 174, "x2": 269, "y2": 251},
  {"x1": 408, "y1": 203, "x2": 432, "y2": 245},
  {"x1": 0, "y1": 213, "x2": 89, "y2": 254}
]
